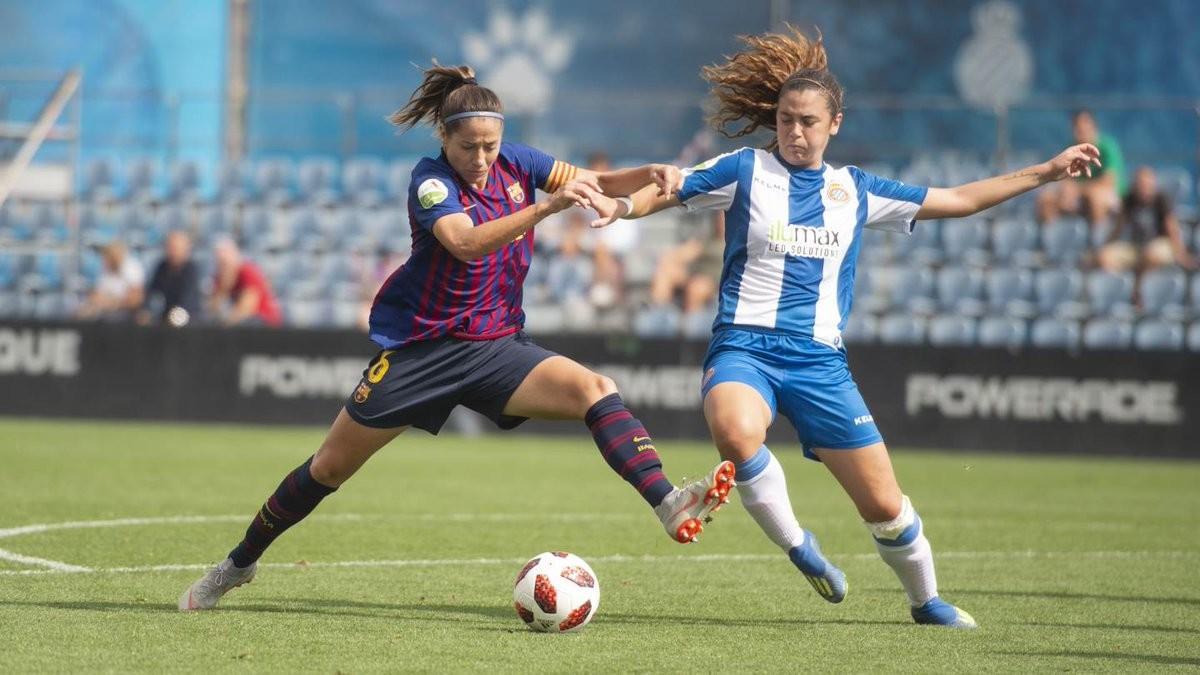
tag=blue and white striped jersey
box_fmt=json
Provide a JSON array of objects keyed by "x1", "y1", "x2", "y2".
[{"x1": 678, "y1": 147, "x2": 928, "y2": 348}]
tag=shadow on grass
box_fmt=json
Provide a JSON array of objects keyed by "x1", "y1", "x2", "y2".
[
  {"x1": 993, "y1": 650, "x2": 1200, "y2": 667},
  {"x1": 956, "y1": 588, "x2": 1200, "y2": 607},
  {"x1": 10, "y1": 598, "x2": 907, "y2": 629},
  {"x1": 1023, "y1": 620, "x2": 1200, "y2": 635}
]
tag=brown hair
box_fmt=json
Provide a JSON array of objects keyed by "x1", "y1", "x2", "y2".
[
  {"x1": 701, "y1": 25, "x2": 844, "y2": 146},
  {"x1": 388, "y1": 62, "x2": 503, "y2": 138}
]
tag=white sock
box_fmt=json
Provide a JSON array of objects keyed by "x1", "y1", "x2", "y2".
[
  {"x1": 735, "y1": 446, "x2": 806, "y2": 551},
  {"x1": 867, "y1": 495, "x2": 938, "y2": 606}
]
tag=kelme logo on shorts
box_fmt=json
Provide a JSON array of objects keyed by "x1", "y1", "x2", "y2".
[{"x1": 417, "y1": 178, "x2": 449, "y2": 209}]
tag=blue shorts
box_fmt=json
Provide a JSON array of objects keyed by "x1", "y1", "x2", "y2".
[
  {"x1": 700, "y1": 328, "x2": 883, "y2": 459},
  {"x1": 344, "y1": 330, "x2": 555, "y2": 434}
]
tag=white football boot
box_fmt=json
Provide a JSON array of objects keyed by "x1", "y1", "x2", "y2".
[
  {"x1": 178, "y1": 558, "x2": 257, "y2": 611},
  {"x1": 654, "y1": 460, "x2": 737, "y2": 543}
]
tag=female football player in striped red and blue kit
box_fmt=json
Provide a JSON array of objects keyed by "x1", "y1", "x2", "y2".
[
  {"x1": 179, "y1": 63, "x2": 735, "y2": 611},
  {"x1": 605, "y1": 28, "x2": 1100, "y2": 628}
]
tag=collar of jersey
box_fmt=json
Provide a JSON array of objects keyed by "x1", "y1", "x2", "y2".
[{"x1": 771, "y1": 150, "x2": 826, "y2": 176}]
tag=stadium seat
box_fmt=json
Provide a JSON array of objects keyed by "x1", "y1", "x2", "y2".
[
  {"x1": 297, "y1": 157, "x2": 339, "y2": 204},
  {"x1": 165, "y1": 160, "x2": 202, "y2": 202},
  {"x1": 285, "y1": 300, "x2": 326, "y2": 328},
  {"x1": 1085, "y1": 270, "x2": 1135, "y2": 318},
  {"x1": 1140, "y1": 268, "x2": 1187, "y2": 319},
  {"x1": 890, "y1": 266, "x2": 936, "y2": 314},
  {"x1": 878, "y1": 313, "x2": 926, "y2": 345},
  {"x1": 1188, "y1": 322, "x2": 1200, "y2": 352},
  {"x1": 125, "y1": 158, "x2": 158, "y2": 201},
  {"x1": 32, "y1": 252, "x2": 64, "y2": 291},
  {"x1": 1042, "y1": 219, "x2": 1089, "y2": 265},
  {"x1": 990, "y1": 218, "x2": 1040, "y2": 266},
  {"x1": 329, "y1": 300, "x2": 361, "y2": 328},
  {"x1": 935, "y1": 266, "x2": 985, "y2": 315},
  {"x1": 1029, "y1": 317, "x2": 1081, "y2": 349},
  {"x1": 524, "y1": 302, "x2": 568, "y2": 334},
  {"x1": 0, "y1": 291, "x2": 17, "y2": 316},
  {"x1": 1082, "y1": 318, "x2": 1134, "y2": 349},
  {"x1": 1035, "y1": 268, "x2": 1086, "y2": 318},
  {"x1": 940, "y1": 218, "x2": 989, "y2": 265},
  {"x1": 216, "y1": 162, "x2": 255, "y2": 203},
  {"x1": 387, "y1": 160, "x2": 415, "y2": 203},
  {"x1": 894, "y1": 219, "x2": 941, "y2": 265},
  {"x1": 0, "y1": 253, "x2": 17, "y2": 290},
  {"x1": 927, "y1": 314, "x2": 977, "y2": 346},
  {"x1": 83, "y1": 158, "x2": 118, "y2": 200},
  {"x1": 1133, "y1": 320, "x2": 1184, "y2": 351},
  {"x1": 841, "y1": 312, "x2": 878, "y2": 344},
  {"x1": 977, "y1": 316, "x2": 1027, "y2": 349}
]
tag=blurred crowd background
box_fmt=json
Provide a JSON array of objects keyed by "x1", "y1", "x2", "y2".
[{"x1": 1, "y1": 0, "x2": 1199, "y2": 350}]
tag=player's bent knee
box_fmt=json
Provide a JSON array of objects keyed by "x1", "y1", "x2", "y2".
[
  {"x1": 858, "y1": 493, "x2": 904, "y2": 524},
  {"x1": 579, "y1": 372, "x2": 619, "y2": 410},
  {"x1": 709, "y1": 416, "x2": 766, "y2": 459}
]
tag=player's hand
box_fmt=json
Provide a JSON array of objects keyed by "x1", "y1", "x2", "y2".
[
  {"x1": 1044, "y1": 143, "x2": 1102, "y2": 182},
  {"x1": 649, "y1": 163, "x2": 684, "y2": 197},
  {"x1": 550, "y1": 179, "x2": 601, "y2": 213},
  {"x1": 589, "y1": 193, "x2": 625, "y2": 229}
]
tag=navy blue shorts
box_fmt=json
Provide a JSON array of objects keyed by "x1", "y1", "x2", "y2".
[{"x1": 344, "y1": 331, "x2": 556, "y2": 434}]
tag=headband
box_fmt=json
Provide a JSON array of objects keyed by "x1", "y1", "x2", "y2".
[{"x1": 442, "y1": 110, "x2": 505, "y2": 125}]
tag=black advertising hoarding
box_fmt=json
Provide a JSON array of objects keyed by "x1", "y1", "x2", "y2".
[{"x1": 0, "y1": 321, "x2": 1195, "y2": 458}]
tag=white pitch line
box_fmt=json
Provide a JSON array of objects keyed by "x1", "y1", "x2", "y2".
[
  {"x1": 0, "y1": 512, "x2": 640, "y2": 542},
  {"x1": 0, "y1": 547, "x2": 91, "y2": 572},
  {"x1": 1, "y1": 550, "x2": 1197, "y2": 578}
]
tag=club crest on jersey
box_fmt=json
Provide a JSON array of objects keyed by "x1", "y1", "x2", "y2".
[
  {"x1": 506, "y1": 182, "x2": 525, "y2": 204},
  {"x1": 827, "y1": 182, "x2": 850, "y2": 203},
  {"x1": 353, "y1": 382, "x2": 372, "y2": 404}
]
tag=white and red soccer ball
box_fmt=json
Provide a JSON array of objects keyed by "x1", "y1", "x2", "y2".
[{"x1": 512, "y1": 551, "x2": 600, "y2": 633}]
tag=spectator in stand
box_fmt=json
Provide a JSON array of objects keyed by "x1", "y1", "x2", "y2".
[
  {"x1": 76, "y1": 241, "x2": 144, "y2": 321},
  {"x1": 209, "y1": 236, "x2": 283, "y2": 327},
  {"x1": 649, "y1": 211, "x2": 724, "y2": 337},
  {"x1": 1097, "y1": 166, "x2": 1196, "y2": 273},
  {"x1": 1037, "y1": 109, "x2": 1126, "y2": 226},
  {"x1": 138, "y1": 230, "x2": 201, "y2": 327},
  {"x1": 545, "y1": 209, "x2": 595, "y2": 302},
  {"x1": 583, "y1": 151, "x2": 633, "y2": 308}
]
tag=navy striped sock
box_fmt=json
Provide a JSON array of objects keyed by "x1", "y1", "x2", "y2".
[
  {"x1": 228, "y1": 456, "x2": 337, "y2": 568},
  {"x1": 584, "y1": 393, "x2": 674, "y2": 507}
]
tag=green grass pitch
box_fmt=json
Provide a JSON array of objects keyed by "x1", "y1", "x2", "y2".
[{"x1": 1, "y1": 418, "x2": 1198, "y2": 672}]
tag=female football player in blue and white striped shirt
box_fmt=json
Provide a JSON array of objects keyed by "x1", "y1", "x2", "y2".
[{"x1": 602, "y1": 27, "x2": 1099, "y2": 628}]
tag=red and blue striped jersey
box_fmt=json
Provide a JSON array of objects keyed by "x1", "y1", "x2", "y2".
[{"x1": 368, "y1": 141, "x2": 576, "y2": 348}]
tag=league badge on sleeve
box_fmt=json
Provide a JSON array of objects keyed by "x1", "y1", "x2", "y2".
[{"x1": 417, "y1": 178, "x2": 449, "y2": 209}]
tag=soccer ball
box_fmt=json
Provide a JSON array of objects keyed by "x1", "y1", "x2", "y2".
[{"x1": 512, "y1": 551, "x2": 600, "y2": 633}]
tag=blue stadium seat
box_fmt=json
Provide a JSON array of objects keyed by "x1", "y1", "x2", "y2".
[
  {"x1": 894, "y1": 220, "x2": 941, "y2": 265},
  {"x1": 990, "y1": 218, "x2": 1039, "y2": 266},
  {"x1": 125, "y1": 158, "x2": 158, "y2": 201},
  {"x1": 83, "y1": 158, "x2": 117, "y2": 199},
  {"x1": 1154, "y1": 166, "x2": 1194, "y2": 206},
  {"x1": 285, "y1": 300, "x2": 327, "y2": 328},
  {"x1": 1133, "y1": 320, "x2": 1184, "y2": 351},
  {"x1": 927, "y1": 315, "x2": 977, "y2": 346},
  {"x1": 977, "y1": 316, "x2": 1027, "y2": 349},
  {"x1": 1035, "y1": 268, "x2": 1086, "y2": 318},
  {"x1": 1140, "y1": 268, "x2": 1187, "y2": 319},
  {"x1": 255, "y1": 159, "x2": 295, "y2": 204},
  {"x1": 841, "y1": 312, "x2": 878, "y2": 344},
  {"x1": 343, "y1": 157, "x2": 384, "y2": 193},
  {"x1": 298, "y1": 157, "x2": 339, "y2": 204},
  {"x1": 1189, "y1": 322, "x2": 1200, "y2": 352},
  {"x1": 216, "y1": 162, "x2": 255, "y2": 203},
  {"x1": 33, "y1": 252, "x2": 64, "y2": 291},
  {"x1": 0, "y1": 291, "x2": 17, "y2": 316},
  {"x1": 940, "y1": 218, "x2": 989, "y2": 265},
  {"x1": 1042, "y1": 219, "x2": 1089, "y2": 265},
  {"x1": 1082, "y1": 318, "x2": 1134, "y2": 349},
  {"x1": 1030, "y1": 317, "x2": 1081, "y2": 349},
  {"x1": 167, "y1": 160, "x2": 202, "y2": 201},
  {"x1": 387, "y1": 160, "x2": 415, "y2": 204},
  {"x1": 633, "y1": 303, "x2": 680, "y2": 337},
  {"x1": 890, "y1": 266, "x2": 936, "y2": 314},
  {"x1": 330, "y1": 300, "x2": 361, "y2": 328},
  {"x1": 0, "y1": 253, "x2": 17, "y2": 290},
  {"x1": 858, "y1": 227, "x2": 893, "y2": 265},
  {"x1": 1085, "y1": 270, "x2": 1135, "y2": 318},
  {"x1": 936, "y1": 266, "x2": 985, "y2": 315},
  {"x1": 878, "y1": 313, "x2": 926, "y2": 345}
]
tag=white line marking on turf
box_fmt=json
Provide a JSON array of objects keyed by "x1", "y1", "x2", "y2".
[
  {"x1": 0, "y1": 513, "x2": 638, "y2": 542},
  {"x1": 2, "y1": 550, "x2": 1198, "y2": 577},
  {"x1": 0, "y1": 547, "x2": 91, "y2": 572}
]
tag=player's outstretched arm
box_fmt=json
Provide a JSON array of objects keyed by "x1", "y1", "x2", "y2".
[
  {"x1": 589, "y1": 165, "x2": 685, "y2": 228},
  {"x1": 432, "y1": 178, "x2": 602, "y2": 261},
  {"x1": 583, "y1": 163, "x2": 681, "y2": 198},
  {"x1": 916, "y1": 143, "x2": 1101, "y2": 220}
]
